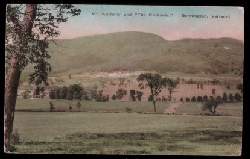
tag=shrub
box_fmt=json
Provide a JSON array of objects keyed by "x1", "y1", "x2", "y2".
[
  {"x1": 112, "y1": 94, "x2": 116, "y2": 100},
  {"x1": 90, "y1": 87, "x2": 98, "y2": 100},
  {"x1": 234, "y1": 92, "x2": 242, "y2": 102},
  {"x1": 216, "y1": 96, "x2": 223, "y2": 104},
  {"x1": 209, "y1": 96, "x2": 215, "y2": 101},
  {"x1": 96, "y1": 90, "x2": 105, "y2": 102},
  {"x1": 49, "y1": 90, "x2": 56, "y2": 99},
  {"x1": 55, "y1": 88, "x2": 61, "y2": 99},
  {"x1": 191, "y1": 96, "x2": 196, "y2": 102},
  {"x1": 197, "y1": 96, "x2": 203, "y2": 102},
  {"x1": 66, "y1": 89, "x2": 73, "y2": 100},
  {"x1": 186, "y1": 97, "x2": 190, "y2": 102},
  {"x1": 59, "y1": 86, "x2": 68, "y2": 99},
  {"x1": 69, "y1": 105, "x2": 72, "y2": 111},
  {"x1": 125, "y1": 107, "x2": 132, "y2": 113},
  {"x1": 130, "y1": 90, "x2": 136, "y2": 101},
  {"x1": 116, "y1": 89, "x2": 127, "y2": 100},
  {"x1": 136, "y1": 91, "x2": 143, "y2": 101},
  {"x1": 49, "y1": 101, "x2": 55, "y2": 112},
  {"x1": 156, "y1": 98, "x2": 161, "y2": 102},
  {"x1": 148, "y1": 95, "x2": 153, "y2": 101},
  {"x1": 180, "y1": 97, "x2": 183, "y2": 102},
  {"x1": 22, "y1": 90, "x2": 30, "y2": 99},
  {"x1": 202, "y1": 99, "x2": 220, "y2": 114},
  {"x1": 73, "y1": 91, "x2": 81, "y2": 100},
  {"x1": 229, "y1": 93, "x2": 234, "y2": 102},
  {"x1": 203, "y1": 95, "x2": 208, "y2": 102},
  {"x1": 222, "y1": 92, "x2": 228, "y2": 102},
  {"x1": 236, "y1": 83, "x2": 243, "y2": 93}
]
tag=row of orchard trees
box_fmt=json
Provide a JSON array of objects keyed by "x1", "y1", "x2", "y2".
[
  {"x1": 49, "y1": 84, "x2": 104, "y2": 101},
  {"x1": 180, "y1": 92, "x2": 242, "y2": 103},
  {"x1": 48, "y1": 85, "x2": 145, "y2": 102},
  {"x1": 49, "y1": 84, "x2": 110, "y2": 102}
]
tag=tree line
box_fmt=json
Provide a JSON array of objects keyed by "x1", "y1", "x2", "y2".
[{"x1": 48, "y1": 84, "x2": 109, "y2": 101}]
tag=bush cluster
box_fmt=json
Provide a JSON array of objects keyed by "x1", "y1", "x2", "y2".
[
  {"x1": 130, "y1": 90, "x2": 143, "y2": 101},
  {"x1": 180, "y1": 92, "x2": 241, "y2": 103},
  {"x1": 49, "y1": 84, "x2": 109, "y2": 102}
]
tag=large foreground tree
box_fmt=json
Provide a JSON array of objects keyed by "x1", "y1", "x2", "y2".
[{"x1": 5, "y1": 4, "x2": 81, "y2": 152}]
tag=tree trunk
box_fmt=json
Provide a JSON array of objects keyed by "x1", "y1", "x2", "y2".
[
  {"x1": 4, "y1": 56, "x2": 21, "y2": 152},
  {"x1": 4, "y1": 4, "x2": 37, "y2": 152},
  {"x1": 153, "y1": 100, "x2": 156, "y2": 113}
]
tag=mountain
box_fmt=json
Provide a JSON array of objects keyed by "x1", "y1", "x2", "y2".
[{"x1": 30, "y1": 31, "x2": 244, "y2": 75}]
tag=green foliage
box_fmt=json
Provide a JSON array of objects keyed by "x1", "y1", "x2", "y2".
[
  {"x1": 216, "y1": 96, "x2": 223, "y2": 104},
  {"x1": 203, "y1": 96, "x2": 208, "y2": 102},
  {"x1": 6, "y1": 4, "x2": 81, "y2": 87},
  {"x1": 137, "y1": 73, "x2": 177, "y2": 110},
  {"x1": 229, "y1": 93, "x2": 234, "y2": 102},
  {"x1": 49, "y1": 90, "x2": 56, "y2": 99},
  {"x1": 222, "y1": 92, "x2": 228, "y2": 102},
  {"x1": 136, "y1": 91, "x2": 143, "y2": 101},
  {"x1": 202, "y1": 100, "x2": 218, "y2": 114},
  {"x1": 202, "y1": 96, "x2": 222, "y2": 114},
  {"x1": 234, "y1": 92, "x2": 242, "y2": 102},
  {"x1": 197, "y1": 96, "x2": 203, "y2": 102},
  {"x1": 180, "y1": 97, "x2": 183, "y2": 102},
  {"x1": 49, "y1": 101, "x2": 54, "y2": 112},
  {"x1": 89, "y1": 86, "x2": 98, "y2": 101},
  {"x1": 130, "y1": 90, "x2": 136, "y2": 101},
  {"x1": 125, "y1": 107, "x2": 132, "y2": 113},
  {"x1": 148, "y1": 95, "x2": 153, "y2": 102},
  {"x1": 191, "y1": 96, "x2": 196, "y2": 102},
  {"x1": 112, "y1": 94, "x2": 116, "y2": 100},
  {"x1": 21, "y1": 90, "x2": 30, "y2": 99},
  {"x1": 186, "y1": 97, "x2": 190, "y2": 102},
  {"x1": 115, "y1": 89, "x2": 127, "y2": 100},
  {"x1": 59, "y1": 86, "x2": 68, "y2": 99},
  {"x1": 236, "y1": 83, "x2": 243, "y2": 93}
]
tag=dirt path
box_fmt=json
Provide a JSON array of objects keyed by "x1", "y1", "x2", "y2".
[{"x1": 164, "y1": 102, "x2": 182, "y2": 114}]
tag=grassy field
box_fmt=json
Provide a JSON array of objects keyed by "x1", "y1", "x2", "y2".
[
  {"x1": 12, "y1": 99, "x2": 243, "y2": 155},
  {"x1": 16, "y1": 99, "x2": 170, "y2": 113},
  {"x1": 16, "y1": 99, "x2": 243, "y2": 116},
  {"x1": 175, "y1": 102, "x2": 243, "y2": 117},
  {"x1": 13, "y1": 112, "x2": 242, "y2": 155}
]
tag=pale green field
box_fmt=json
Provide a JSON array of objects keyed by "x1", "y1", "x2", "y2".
[
  {"x1": 13, "y1": 112, "x2": 242, "y2": 155},
  {"x1": 16, "y1": 99, "x2": 243, "y2": 116},
  {"x1": 16, "y1": 99, "x2": 170, "y2": 113},
  {"x1": 12, "y1": 99, "x2": 243, "y2": 155}
]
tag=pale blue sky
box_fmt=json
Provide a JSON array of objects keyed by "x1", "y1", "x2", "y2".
[{"x1": 58, "y1": 5, "x2": 244, "y2": 41}]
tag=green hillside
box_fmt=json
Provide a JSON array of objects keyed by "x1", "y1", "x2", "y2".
[{"x1": 26, "y1": 31, "x2": 244, "y2": 75}]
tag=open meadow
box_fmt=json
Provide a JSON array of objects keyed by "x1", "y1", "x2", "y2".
[{"x1": 12, "y1": 99, "x2": 243, "y2": 155}]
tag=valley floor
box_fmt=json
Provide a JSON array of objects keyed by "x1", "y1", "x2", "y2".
[{"x1": 12, "y1": 100, "x2": 243, "y2": 155}]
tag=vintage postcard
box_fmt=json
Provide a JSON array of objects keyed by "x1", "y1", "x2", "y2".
[{"x1": 5, "y1": 4, "x2": 243, "y2": 155}]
